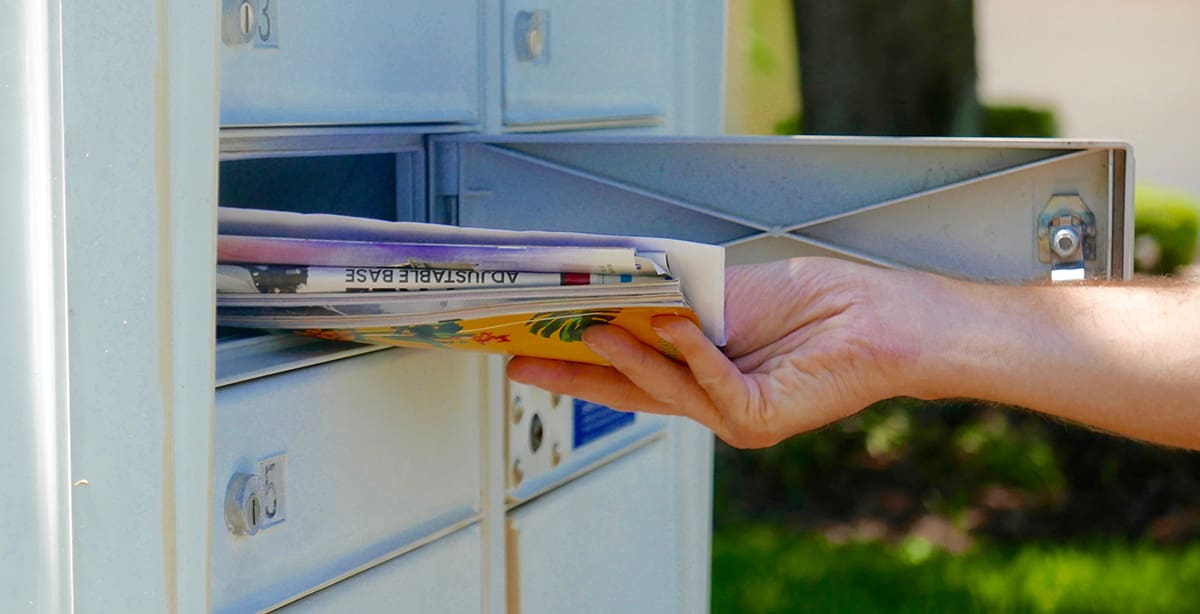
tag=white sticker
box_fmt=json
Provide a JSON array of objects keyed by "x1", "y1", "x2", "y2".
[
  {"x1": 256, "y1": 454, "x2": 286, "y2": 528},
  {"x1": 253, "y1": 0, "x2": 279, "y2": 49}
]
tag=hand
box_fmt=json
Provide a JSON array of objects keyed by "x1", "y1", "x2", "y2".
[{"x1": 507, "y1": 258, "x2": 934, "y2": 448}]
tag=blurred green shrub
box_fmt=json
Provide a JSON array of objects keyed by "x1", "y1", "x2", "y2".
[
  {"x1": 712, "y1": 524, "x2": 1200, "y2": 613},
  {"x1": 774, "y1": 104, "x2": 1060, "y2": 138},
  {"x1": 981, "y1": 104, "x2": 1059, "y2": 138},
  {"x1": 1134, "y1": 185, "x2": 1200, "y2": 275},
  {"x1": 773, "y1": 112, "x2": 802, "y2": 135}
]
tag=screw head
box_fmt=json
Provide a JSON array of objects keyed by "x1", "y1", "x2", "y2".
[
  {"x1": 511, "y1": 395, "x2": 524, "y2": 424},
  {"x1": 1052, "y1": 227, "x2": 1081, "y2": 258},
  {"x1": 512, "y1": 459, "x2": 524, "y2": 486}
]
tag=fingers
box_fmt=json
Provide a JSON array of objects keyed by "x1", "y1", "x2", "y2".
[
  {"x1": 650, "y1": 315, "x2": 751, "y2": 415},
  {"x1": 581, "y1": 324, "x2": 735, "y2": 440},
  {"x1": 506, "y1": 356, "x2": 686, "y2": 417}
]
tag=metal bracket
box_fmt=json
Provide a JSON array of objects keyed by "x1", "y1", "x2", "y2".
[{"x1": 1038, "y1": 194, "x2": 1096, "y2": 282}]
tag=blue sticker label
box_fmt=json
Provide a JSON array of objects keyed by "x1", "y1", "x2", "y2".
[{"x1": 572, "y1": 399, "x2": 635, "y2": 449}]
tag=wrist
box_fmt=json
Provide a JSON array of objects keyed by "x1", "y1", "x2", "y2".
[{"x1": 896, "y1": 273, "x2": 1072, "y2": 403}]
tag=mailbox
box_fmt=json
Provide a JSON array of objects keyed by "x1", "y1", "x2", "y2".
[{"x1": 3, "y1": 1, "x2": 1130, "y2": 613}]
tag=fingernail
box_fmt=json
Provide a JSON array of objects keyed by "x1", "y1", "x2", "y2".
[
  {"x1": 584, "y1": 338, "x2": 611, "y2": 361},
  {"x1": 652, "y1": 326, "x2": 674, "y2": 344}
]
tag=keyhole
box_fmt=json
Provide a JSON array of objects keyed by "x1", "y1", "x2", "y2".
[
  {"x1": 248, "y1": 493, "x2": 262, "y2": 529},
  {"x1": 239, "y1": 1, "x2": 254, "y2": 36},
  {"x1": 530, "y1": 413, "x2": 544, "y2": 453}
]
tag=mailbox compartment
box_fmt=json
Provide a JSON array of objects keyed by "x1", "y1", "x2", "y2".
[
  {"x1": 211, "y1": 349, "x2": 484, "y2": 613},
  {"x1": 501, "y1": 0, "x2": 671, "y2": 128},
  {"x1": 280, "y1": 524, "x2": 483, "y2": 613},
  {"x1": 220, "y1": 0, "x2": 480, "y2": 126},
  {"x1": 506, "y1": 441, "x2": 678, "y2": 614}
]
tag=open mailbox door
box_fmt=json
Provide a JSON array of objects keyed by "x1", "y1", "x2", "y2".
[
  {"x1": 431, "y1": 135, "x2": 1133, "y2": 282},
  {"x1": 426, "y1": 134, "x2": 1134, "y2": 613}
]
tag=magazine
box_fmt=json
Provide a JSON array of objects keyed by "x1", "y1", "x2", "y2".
[{"x1": 216, "y1": 207, "x2": 726, "y2": 365}]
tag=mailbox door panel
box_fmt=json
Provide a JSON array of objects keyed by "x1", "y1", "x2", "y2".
[
  {"x1": 501, "y1": 0, "x2": 671, "y2": 127},
  {"x1": 507, "y1": 442, "x2": 677, "y2": 614},
  {"x1": 220, "y1": 0, "x2": 480, "y2": 127},
  {"x1": 280, "y1": 524, "x2": 482, "y2": 613},
  {"x1": 211, "y1": 349, "x2": 483, "y2": 613}
]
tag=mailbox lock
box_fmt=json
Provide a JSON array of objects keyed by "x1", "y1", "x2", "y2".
[
  {"x1": 222, "y1": 0, "x2": 256, "y2": 46},
  {"x1": 514, "y1": 11, "x2": 549, "y2": 62},
  {"x1": 225, "y1": 472, "x2": 263, "y2": 536}
]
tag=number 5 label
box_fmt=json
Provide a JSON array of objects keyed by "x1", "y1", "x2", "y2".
[{"x1": 253, "y1": 0, "x2": 279, "y2": 49}]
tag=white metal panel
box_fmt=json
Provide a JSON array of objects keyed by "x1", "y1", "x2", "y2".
[
  {"x1": 220, "y1": 0, "x2": 480, "y2": 126},
  {"x1": 501, "y1": 0, "x2": 671, "y2": 126},
  {"x1": 58, "y1": 1, "x2": 220, "y2": 612},
  {"x1": 280, "y1": 524, "x2": 483, "y2": 613},
  {"x1": 1, "y1": 1, "x2": 72, "y2": 611},
  {"x1": 508, "y1": 442, "x2": 678, "y2": 614},
  {"x1": 670, "y1": 0, "x2": 727, "y2": 135},
  {"x1": 211, "y1": 349, "x2": 484, "y2": 613}
]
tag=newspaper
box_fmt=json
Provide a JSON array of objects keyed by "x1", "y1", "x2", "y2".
[{"x1": 216, "y1": 207, "x2": 726, "y2": 363}]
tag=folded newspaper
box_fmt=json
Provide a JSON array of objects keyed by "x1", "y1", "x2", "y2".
[{"x1": 217, "y1": 207, "x2": 726, "y2": 365}]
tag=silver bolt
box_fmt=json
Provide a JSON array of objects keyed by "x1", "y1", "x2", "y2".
[
  {"x1": 511, "y1": 396, "x2": 524, "y2": 424},
  {"x1": 1051, "y1": 227, "x2": 1080, "y2": 258}
]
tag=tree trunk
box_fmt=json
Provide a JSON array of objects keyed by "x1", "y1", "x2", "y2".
[{"x1": 792, "y1": 0, "x2": 981, "y2": 136}]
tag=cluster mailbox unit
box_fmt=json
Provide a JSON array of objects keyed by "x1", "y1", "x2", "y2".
[{"x1": 5, "y1": 2, "x2": 1131, "y2": 613}]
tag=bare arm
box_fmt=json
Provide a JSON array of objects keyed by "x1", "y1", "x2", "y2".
[{"x1": 506, "y1": 258, "x2": 1200, "y2": 450}]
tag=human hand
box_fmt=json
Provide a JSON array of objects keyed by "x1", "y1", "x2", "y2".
[{"x1": 506, "y1": 258, "x2": 938, "y2": 448}]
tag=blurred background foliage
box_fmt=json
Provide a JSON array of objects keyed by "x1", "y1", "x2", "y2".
[{"x1": 719, "y1": 0, "x2": 1200, "y2": 611}]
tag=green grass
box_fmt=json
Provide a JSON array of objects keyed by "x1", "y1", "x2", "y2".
[{"x1": 713, "y1": 525, "x2": 1200, "y2": 613}]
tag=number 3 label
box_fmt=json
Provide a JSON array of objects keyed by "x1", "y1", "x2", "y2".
[{"x1": 253, "y1": 0, "x2": 279, "y2": 49}]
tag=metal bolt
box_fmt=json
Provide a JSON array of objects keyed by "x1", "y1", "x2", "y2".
[
  {"x1": 511, "y1": 396, "x2": 524, "y2": 424},
  {"x1": 511, "y1": 459, "x2": 524, "y2": 486},
  {"x1": 1052, "y1": 227, "x2": 1080, "y2": 258}
]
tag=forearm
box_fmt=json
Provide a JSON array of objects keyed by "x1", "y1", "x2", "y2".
[{"x1": 909, "y1": 274, "x2": 1200, "y2": 449}]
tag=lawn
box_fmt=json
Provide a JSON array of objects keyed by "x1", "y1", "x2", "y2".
[{"x1": 712, "y1": 524, "x2": 1200, "y2": 613}]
